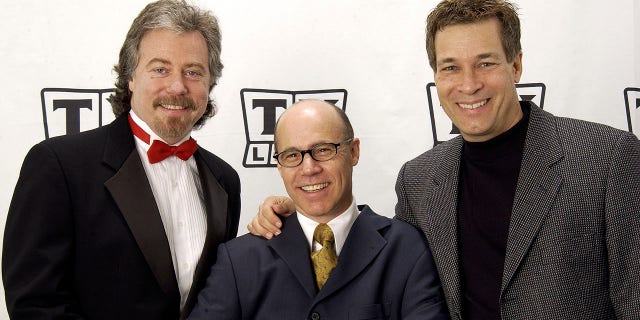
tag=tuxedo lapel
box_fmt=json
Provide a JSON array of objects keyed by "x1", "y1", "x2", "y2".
[
  {"x1": 103, "y1": 115, "x2": 179, "y2": 297},
  {"x1": 502, "y1": 106, "x2": 563, "y2": 292},
  {"x1": 183, "y1": 152, "x2": 229, "y2": 312},
  {"x1": 314, "y1": 207, "x2": 388, "y2": 303},
  {"x1": 269, "y1": 214, "x2": 318, "y2": 298},
  {"x1": 420, "y1": 138, "x2": 464, "y2": 316}
]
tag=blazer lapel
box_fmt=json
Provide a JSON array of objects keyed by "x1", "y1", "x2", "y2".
[
  {"x1": 103, "y1": 115, "x2": 179, "y2": 297},
  {"x1": 502, "y1": 105, "x2": 563, "y2": 292},
  {"x1": 314, "y1": 207, "x2": 388, "y2": 302},
  {"x1": 420, "y1": 138, "x2": 464, "y2": 316},
  {"x1": 269, "y1": 214, "x2": 318, "y2": 298}
]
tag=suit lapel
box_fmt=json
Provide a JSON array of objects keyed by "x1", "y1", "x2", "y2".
[
  {"x1": 183, "y1": 151, "x2": 229, "y2": 313},
  {"x1": 315, "y1": 207, "x2": 388, "y2": 302},
  {"x1": 420, "y1": 138, "x2": 464, "y2": 316},
  {"x1": 269, "y1": 214, "x2": 318, "y2": 298},
  {"x1": 103, "y1": 115, "x2": 179, "y2": 297},
  {"x1": 502, "y1": 106, "x2": 563, "y2": 292}
]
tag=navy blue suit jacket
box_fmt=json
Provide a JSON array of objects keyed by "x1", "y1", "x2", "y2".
[{"x1": 188, "y1": 205, "x2": 448, "y2": 320}]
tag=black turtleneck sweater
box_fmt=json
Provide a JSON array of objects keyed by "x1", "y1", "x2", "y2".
[{"x1": 458, "y1": 103, "x2": 530, "y2": 320}]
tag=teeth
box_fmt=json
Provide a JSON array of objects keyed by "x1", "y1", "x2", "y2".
[
  {"x1": 301, "y1": 183, "x2": 328, "y2": 192},
  {"x1": 161, "y1": 104, "x2": 185, "y2": 110},
  {"x1": 459, "y1": 99, "x2": 487, "y2": 109}
]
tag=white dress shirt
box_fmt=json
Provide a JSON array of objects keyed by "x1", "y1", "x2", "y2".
[
  {"x1": 297, "y1": 198, "x2": 359, "y2": 256},
  {"x1": 129, "y1": 111, "x2": 207, "y2": 310}
]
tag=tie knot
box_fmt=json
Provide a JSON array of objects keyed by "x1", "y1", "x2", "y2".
[
  {"x1": 313, "y1": 223, "x2": 335, "y2": 247},
  {"x1": 147, "y1": 138, "x2": 198, "y2": 163}
]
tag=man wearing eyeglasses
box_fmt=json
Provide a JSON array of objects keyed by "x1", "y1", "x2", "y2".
[{"x1": 187, "y1": 99, "x2": 448, "y2": 320}]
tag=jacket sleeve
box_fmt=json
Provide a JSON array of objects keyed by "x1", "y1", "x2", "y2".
[
  {"x1": 605, "y1": 131, "x2": 640, "y2": 318},
  {"x1": 394, "y1": 162, "x2": 414, "y2": 223},
  {"x1": 187, "y1": 243, "x2": 241, "y2": 320},
  {"x1": 400, "y1": 233, "x2": 449, "y2": 320},
  {"x1": 2, "y1": 142, "x2": 86, "y2": 319}
]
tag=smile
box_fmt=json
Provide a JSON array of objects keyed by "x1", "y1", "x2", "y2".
[
  {"x1": 458, "y1": 99, "x2": 488, "y2": 109},
  {"x1": 159, "y1": 104, "x2": 188, "y2": 110},
  {"x1": 301, "y1": 183, "x2": 328, "y2": 192}
]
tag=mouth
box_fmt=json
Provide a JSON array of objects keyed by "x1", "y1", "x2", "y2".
[
  {"x1": 458, "y1": 99, "x2": 488, "y2": 110},
  {"x1": 159, "y1": 103, "x2": 188, "y2": 110},
  {"x1": 300, "y1": 182, "x2": 329, "y2": 192},
  {"x1": 154, "y1": 97, "x2": 196, "y2": 111}
]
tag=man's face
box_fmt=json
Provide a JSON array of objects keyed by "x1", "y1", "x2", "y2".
[
  {"x1": 129, "y1": 28, "x2": 211, "y2": 144},
  {"x1": 434, "y1": 18, "x2": 523, "y2": 142},
  {"x1": 276, "y1": 102, "x2": 360, "y2": 223}
]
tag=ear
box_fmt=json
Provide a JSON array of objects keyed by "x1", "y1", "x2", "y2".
[
  {"x1": 350, "y1": 138, "x2": 360, "y2": 166},
  {"x1": 128, "y1": 77, "x2": 135, "y2": 92},
  {"x1": 512, "y1": 51, "x2": 523, "y2": 83}
]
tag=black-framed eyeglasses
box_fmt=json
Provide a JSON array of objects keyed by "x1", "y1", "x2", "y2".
[{"x1": 273, "y1": 138, "x2": 354, "y2": 168}]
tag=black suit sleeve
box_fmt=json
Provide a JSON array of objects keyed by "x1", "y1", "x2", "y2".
[{"x1": 3, "y1": 142, "x2": 86, "y2": 319}]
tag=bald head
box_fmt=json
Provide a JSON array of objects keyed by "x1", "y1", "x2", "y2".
[{"x1": 274, "y1": 100, "x2": 353, "y2": 151}]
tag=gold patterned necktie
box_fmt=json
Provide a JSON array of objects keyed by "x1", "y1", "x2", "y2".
[{"x1": 310, "y1": 223, "x2": 338, "y2": 289}]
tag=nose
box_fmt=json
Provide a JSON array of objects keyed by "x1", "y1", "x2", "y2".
[
  {"x1": 300, "y1": 152, "x2": 322, "y2": 176},
  {"x1": 458, "y1": 69, "x2": 482, "y2": 95},
  {"x1": 166, "y1": 74, "x2": 187, "y2": 95}
]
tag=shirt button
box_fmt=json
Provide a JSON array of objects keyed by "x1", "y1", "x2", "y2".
[{"x1": 310, "y1": 312, "x2": 320, "y2": 320}]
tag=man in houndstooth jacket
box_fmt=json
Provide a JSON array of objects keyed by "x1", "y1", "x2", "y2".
[{"x1": 395, "y1": 0, "x2": 640, "y2": 318}]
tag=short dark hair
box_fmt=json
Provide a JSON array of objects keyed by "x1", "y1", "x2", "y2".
[
  {"x1": 108, "y1": 0, "x2": 223, "y2": 129},
  {"x1": 426, "y1": 0, "x2": 521, "y2": 71}
]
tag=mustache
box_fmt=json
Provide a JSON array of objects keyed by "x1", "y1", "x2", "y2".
[{"x1": 153, "y1": 96, "x2": 196, "y2": 109}]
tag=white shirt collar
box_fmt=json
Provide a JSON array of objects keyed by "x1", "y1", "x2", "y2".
[
  {"x1": 129, "y1": 110, "x2": 191, "y2": 148},
  {"x1": 297, "y1": 198, "x2": 359, "y2": 256}
]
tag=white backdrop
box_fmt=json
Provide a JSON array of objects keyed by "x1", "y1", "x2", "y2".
[{"x1": 0, "y1": 0, "x2": 638, "y2": 318}]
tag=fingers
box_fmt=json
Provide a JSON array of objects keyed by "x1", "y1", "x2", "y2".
[
  {"x1": 247, "y1": 195, "x2": 295, "y2": 239},
  {"x1": 270, "y1": 196, "x2": 296, "y2": 216}
]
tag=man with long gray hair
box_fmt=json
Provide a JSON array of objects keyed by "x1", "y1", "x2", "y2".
[{"x1": 3, "y1": 1, "x2": 240, "y2": 319}]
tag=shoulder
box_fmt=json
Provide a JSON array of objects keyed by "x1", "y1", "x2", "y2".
[
  {"x1": 220, "y1": 233, "x2": 269, "y2": 255},
  {"x1": 196, "y1": 147, "x2": 239, "y2": 178},
  {"x1": 533, "y1": 107, "x2": 637, "y2": 156},
  {"x1": 406, "y1": 137, "x2": 462, "y2": 166},
  {"x1": 359, "y1": 206, "x2": 426, "y2": 243},
  {"x1": 26, "y1": 122, "x2": 116, "y2": 163},
  {"x1": 400, "y1": 137, "x2": 463, "y2": 179}
]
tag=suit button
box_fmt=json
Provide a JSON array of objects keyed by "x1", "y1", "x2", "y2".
[{"x1": 310, "y1": 312, "x2": 320, "y2": 320}]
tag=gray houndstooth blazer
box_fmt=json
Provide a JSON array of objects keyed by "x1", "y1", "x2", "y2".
[{"x1": 395, "y1": 103, "x2": 640, "y2": 319}]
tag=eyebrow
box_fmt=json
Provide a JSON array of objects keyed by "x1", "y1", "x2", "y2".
[
  {"x1": 145, "y1": 58, "x2": 171, "y2": 68},
  {"x1": 437, "y1": 52, "x2": 501, "y2": 65},
  {"x1": 144, "y1": 58, "x2": 206, "y2": 71}
]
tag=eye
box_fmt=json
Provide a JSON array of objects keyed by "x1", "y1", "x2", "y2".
[
  {"x1": 440, "y1": 65, "x2": 457, "y2": 72},
  {"x1": 479, "y1": 62, "x2": 495, "y2": 68},
  {"x1": 283, "y1": 152, "x2": 300, "y2": 160},
  {"x1": 314, "y1": 145, "x2": 334, "y2": 155},
  {"x1": 153, "y1": 67, "x2": 168, "y2": 74},
  {"x1": 185, "y1": 70, "x2": 203, "y2": 78}
]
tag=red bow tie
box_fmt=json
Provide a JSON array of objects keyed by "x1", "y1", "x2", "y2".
[{"x1": 128, "y1": 114, "x2": 198, "y2": 164}]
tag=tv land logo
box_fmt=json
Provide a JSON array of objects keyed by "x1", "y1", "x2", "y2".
[
  {"x1": 426, "y1": 82, "x2": 546, "y2": 146},
  {"x1": 41, "y1": 88, "x2": 115, "y2": 139},
  {"x1": 240, "y1": 89, "x2": 347, "y2": 168},
  {"x1": 624, "y1": 87, "x2": 640, "y2": 136},
  {"x1": 38, "y1": 85, "x2": 638, "y2": 150}
]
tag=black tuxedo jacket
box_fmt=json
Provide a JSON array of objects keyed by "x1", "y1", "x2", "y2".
[{"x1": 3, "y1": 114, "x2": 241, "y2": 319}]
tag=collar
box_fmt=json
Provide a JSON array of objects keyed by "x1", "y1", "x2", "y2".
[
  {"x1": 129, "y1": 110, "x2": 192, "y2": 149},
  {"x1": 297, "y1": 198, "x2": 359, "y2": 256}
]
